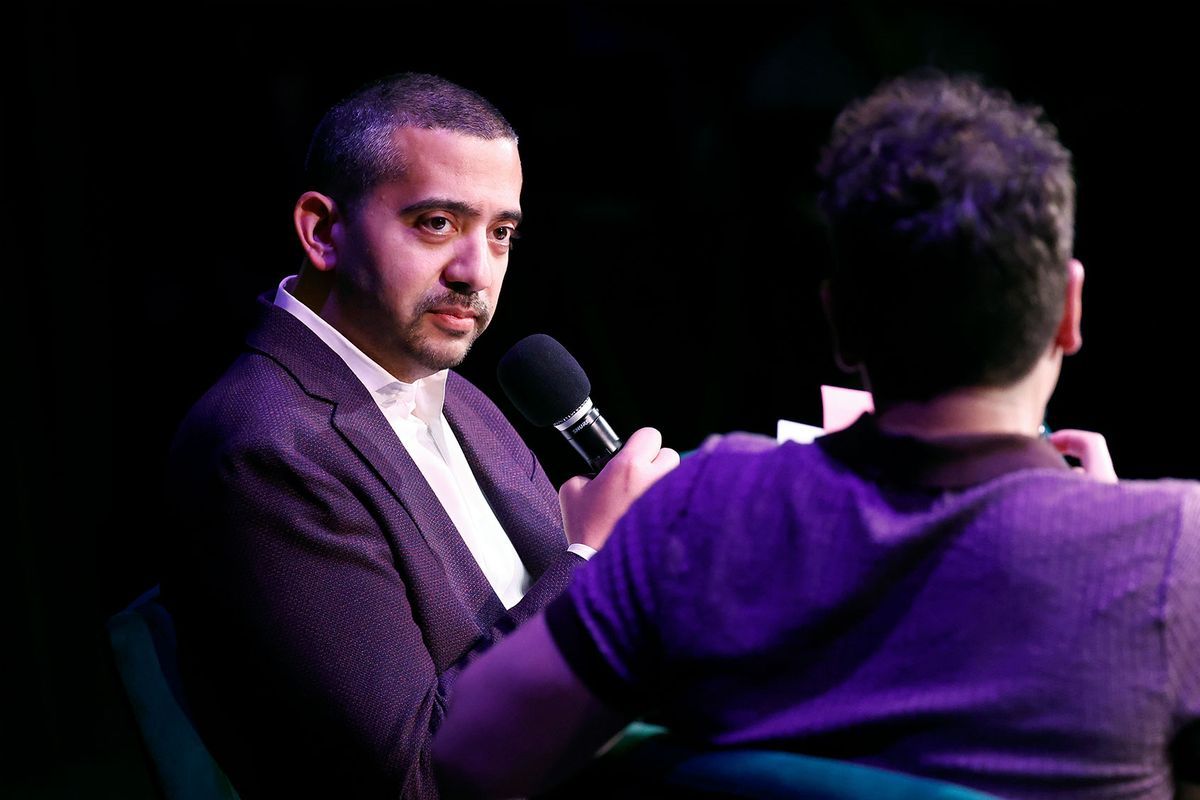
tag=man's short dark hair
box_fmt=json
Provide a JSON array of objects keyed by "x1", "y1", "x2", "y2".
[
  {"x1": 817, "y1": 71, "x2": 1075, "y2": 403},
  {"x1": 305, "y1": 72, "x2": 517, "y2": 212}
]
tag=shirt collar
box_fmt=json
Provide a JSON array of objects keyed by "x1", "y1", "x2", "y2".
[
  {"x1": 818, "y1": 413, "x2": 1070, "y2": 490},
  {"x1": 274, "y1": 275, "x2": 448, "y2": 423},
  {"x1": 374, "y1": 372, "x2": 448, "y2": 425}
]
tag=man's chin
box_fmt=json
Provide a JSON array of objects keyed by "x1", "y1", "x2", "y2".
[
  {"x1": 413, "y1": 337, "x2": 477, "y2": 374},
  {"x1": 405, "y1": 318, "x2": 488, "y2": 372}
]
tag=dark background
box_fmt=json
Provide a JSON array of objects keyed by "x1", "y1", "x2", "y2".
[{"x1": 5, "y1": 1, "x2": 1195, "y2": 796}]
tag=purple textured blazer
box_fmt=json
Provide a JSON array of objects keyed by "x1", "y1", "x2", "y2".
[{"x1": 162, "y1": 295, "x2": 578, "y2": 799}]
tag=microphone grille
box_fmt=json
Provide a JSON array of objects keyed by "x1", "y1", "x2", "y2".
[{"x1": 496, "y1": 334, "x2": 592, "y2": 427}]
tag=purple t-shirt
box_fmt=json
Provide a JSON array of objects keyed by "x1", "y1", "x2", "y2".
[{"x1": 546, "y1": 417, "x2": 1200, "y2": 799}]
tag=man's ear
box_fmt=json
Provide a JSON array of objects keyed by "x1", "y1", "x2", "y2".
[
  {"x1": 1055, "y1": 259, "x2": 1084, "y2": 356},
  {"x1": 293, "y1": 191, "x2": 340, "y2": 271},
  {"x1": 821, "y1": 279, "x2": 861, "y2": 373}
]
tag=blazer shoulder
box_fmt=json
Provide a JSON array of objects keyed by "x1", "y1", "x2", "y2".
[{"x1": 172, "y1": 348, "x2": 336, "y2": 461}]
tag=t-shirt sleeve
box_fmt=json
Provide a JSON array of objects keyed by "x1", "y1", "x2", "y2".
[
  {"x1": 543, "y1": 448, "x2": 717, "y2": 714},
  {"x1": 1168, "y1": 485, "x2": 1200, "y2": 779}
]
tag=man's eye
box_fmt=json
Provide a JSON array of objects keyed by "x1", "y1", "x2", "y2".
[
  {"x1": 492, "y1": 225, "x2": 519, "y2": 244},
  {"x1": 421, "y1": 216, "x2": 454, "y2": 234}
]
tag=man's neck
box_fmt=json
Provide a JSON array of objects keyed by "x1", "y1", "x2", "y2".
[
  {"x1": 872, "y1": 354, "x2": 1060, "y2": 440},
  {"x1": 875, "y1": 389, "x2": 1044, "y2": 440},
  {"x1": 292, "y1": 264, "x2": 333, "y2": 315},
  {"x1": 866, "y1": 339, "x2": 1066, "y2": 441}
]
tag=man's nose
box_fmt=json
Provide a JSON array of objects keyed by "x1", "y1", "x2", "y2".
[{"x1": 443, "y1": 232, "x2": 493, "y2": 293}]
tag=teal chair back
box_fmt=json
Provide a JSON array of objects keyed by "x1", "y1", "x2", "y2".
[
  {"x1": 660, "y1": 747, "x2": 1002, "y2": 799},
  {"x1": 561, "y1": 722, "x2": 1003, "y2": 799},
  {"x1": 106, "y1": 586, "x2": 240, "y2": 800}
]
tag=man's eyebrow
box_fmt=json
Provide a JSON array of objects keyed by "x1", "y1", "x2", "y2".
[{"x1": 401, "y1": 198, "x2": 522, "y2": 225}]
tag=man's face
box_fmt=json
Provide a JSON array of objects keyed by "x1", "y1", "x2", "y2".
[{"x1": 329, "y1": 127, "x2": 523, "y2": 382}]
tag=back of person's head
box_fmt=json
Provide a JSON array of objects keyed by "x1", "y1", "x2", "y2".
[
  {"x1": 817, "y1": 70, "x2": 1075, "y2": 404},
  {"x1": 304, "y1": 72, "x2": 517, "y2": 214}
]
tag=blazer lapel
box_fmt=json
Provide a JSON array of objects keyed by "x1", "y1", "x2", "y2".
[
  {"x1": 443, "y1": 375, "x2": 565, "y2": 579},
  {"x1": 247, "y1": 297, "x2": 503, "y2": 669}
]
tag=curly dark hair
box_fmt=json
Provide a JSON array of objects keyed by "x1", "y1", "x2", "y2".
[
  {"x1": 816, "y1": 71, "x2": 1075, "y2": 404},
  {"x1": 305, "y1": 72, "x2": 517, "y2": 214}
]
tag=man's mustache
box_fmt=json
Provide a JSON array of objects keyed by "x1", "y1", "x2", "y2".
[{"x1": 418, "y1": 292, "x2": 491, "y2": 322}]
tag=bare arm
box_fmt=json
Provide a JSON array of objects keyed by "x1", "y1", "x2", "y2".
[{"x1": 432, "y1": 614, "x2": 631, "y2": 798}]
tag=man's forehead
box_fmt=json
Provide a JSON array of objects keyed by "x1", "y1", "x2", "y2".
[
  {"x1": 387, "y1": 127, "x2": 520, "y2": 188},
  {"x1": 390, "y1": 126, "x2": 520, "y2": 163},
  {"x1": 365, "y1": 139, "x2": 522, "y2": 224}
]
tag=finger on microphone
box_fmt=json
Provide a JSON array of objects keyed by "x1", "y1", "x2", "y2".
[
  {"x1": 611, "y1": 428, "x2": 679, "y2": 480},
  {"x1": 619, "y1": 427, "x2": 664, "y2": 459},
  {"x1": 653, "y1": 447, "x2": 681, "y2": 468}
]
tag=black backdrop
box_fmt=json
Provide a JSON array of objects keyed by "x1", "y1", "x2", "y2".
[{"x1": 6, "y1": 2, "x2": 1197, "y2": 796}]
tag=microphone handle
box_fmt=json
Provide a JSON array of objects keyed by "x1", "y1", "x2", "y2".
[{"x1": 562, "y1": 406, "x2": 622, "y2": 475}]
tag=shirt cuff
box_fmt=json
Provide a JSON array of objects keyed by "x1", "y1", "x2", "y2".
[{"x1": 567, "y1": 543, "x2": 597, "y2": 560}]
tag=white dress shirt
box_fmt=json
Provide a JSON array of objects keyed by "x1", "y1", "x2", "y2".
[{"x1": 274, "y1": 276, "x2": 538, "y2": 608}]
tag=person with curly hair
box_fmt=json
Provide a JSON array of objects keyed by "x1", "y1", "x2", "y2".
[{"x1": 432, "y1": 72, "x2": 1200, "y2": 800}]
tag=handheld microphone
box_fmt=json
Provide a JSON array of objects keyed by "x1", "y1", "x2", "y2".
[{"x1": 496, "y1": 334, "x2": 623, "y2": 475}]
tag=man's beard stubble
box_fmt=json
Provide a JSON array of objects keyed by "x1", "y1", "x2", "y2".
[{"x1": 404, "y1": 289, "x2": 492, "y2": 373}]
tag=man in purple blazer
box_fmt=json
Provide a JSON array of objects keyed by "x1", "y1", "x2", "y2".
[
  {"x1": 432, "y1": 73, "x2": 1200, "y2": 799},
  {"x1": 162, "y1": 73, "x2": 677, "y2": 799}
]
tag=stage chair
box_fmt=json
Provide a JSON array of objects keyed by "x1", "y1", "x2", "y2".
[{"x1": 105, "y1": 585, "x2": 240, "y2": 800}]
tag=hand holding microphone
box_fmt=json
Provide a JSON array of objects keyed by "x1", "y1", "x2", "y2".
[
  {"x1": 558, "y1": 427, "x2": 679, "y2": 549},
  {"x1": 497, "y1": 334, "x2": 679, "y2": 550}
]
